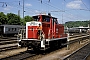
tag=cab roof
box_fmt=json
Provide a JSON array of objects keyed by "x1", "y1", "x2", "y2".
[{"x1": 32, "y1": 14, "x2": 57, "y2": 19}]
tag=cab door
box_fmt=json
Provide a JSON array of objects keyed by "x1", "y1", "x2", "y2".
[{"x1": 28, "y1": 26, "x2": 33, "y2": 39}]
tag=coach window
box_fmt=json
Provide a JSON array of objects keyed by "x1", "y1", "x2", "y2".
[
  {"x1": 9, "y1": 28, "x2": 12, "y2": 31},
  {"x1": 13, "y1": 28, "x2": 15, "y2": 31},
  {"x1": 8, "y1": 28, "x2": 10, "y2": 31},
  {"x1": 12, "y1": 28, "x2": 14, "y2": 31},
  {"x1": 15, "y1": 28, "x2": 16, "y2": 31},
  {"x1": 14, "y1": 28, "x2": 15, "y2": 31},
  {"x1": 6, "y1": 27, "x2": 8, "y2": 31}
]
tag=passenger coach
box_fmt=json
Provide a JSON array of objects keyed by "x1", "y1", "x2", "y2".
[{"x1": 0, "y1": 25, "x2": 23, "y2": 36}]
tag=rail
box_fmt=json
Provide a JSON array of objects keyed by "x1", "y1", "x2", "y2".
[
  {"x1": 83, "y1": 52, "x2": 90, "y2": 60},
  {"x1": 63, "y1": 43, "x2": 90, "y2": 60},
  {"x1": 0, "y1": 33, "x2": 90, "y2": 60},
  {"x1": 1, "y1": 51, "x2": 36, "y2": 60},
  {"x1": 66, "y1": 33, "x2": 90, "y2": 50}
]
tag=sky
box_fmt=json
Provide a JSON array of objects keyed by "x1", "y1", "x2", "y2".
[{"x1": 0, "y1": 0, "x2": 90, "y2": 24}]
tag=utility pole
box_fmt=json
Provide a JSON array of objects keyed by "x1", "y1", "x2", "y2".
[
  {"x1": 22, "y1": 0, "x2": 25, "y2": 39},
  {"x1": 62, "y1": 14, "x2": 63, "y2": 24},
  {"x1": 23, "y1": 0, "x2": 24, "y2": 19}
]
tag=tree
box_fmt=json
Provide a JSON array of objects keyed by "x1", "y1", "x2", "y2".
[
  {"x1": 22, "y1": 16, "x2": 34, "y2": 25},
  {"x1": 7, "y1": 13, "x2": 21, "y2": 25},
  {"x1": 24, "y1": 16, "x2": 33, "y2": 22},
  {"x1": 64, "y1": 21, "x2": 89, "y2": 28},
  {"x1": 0, "y1": 12, "x2": 8, "y2": 24}
]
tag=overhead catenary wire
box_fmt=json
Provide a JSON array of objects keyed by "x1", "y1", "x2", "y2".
[
  {"x1": 38, "y1": 0, "x2": 66, "y2": 23},
  {"x1": 42, "y1": 0, "x2": 82, "y2": 22},
  {"x1": 64, "y1": 0, "x2": 89, "y2": 11},
  {"x1": 81, "y1": 0, "x2": 90, "y2": 11},
  {"x1": 13, "y1": 0, "x2": 89, "y2": 21},
  {"x1": 63, "y1": 0, "x2": 86, "y2": 20},
  {"x1": 0, "y1": 0, "x2": 89, "y2": 23},
  {"x1": 1, "y1": 0, "x2": 42, "y2": 17},
  {"x1": 0, "y1": 0, "x2": 78, "y2": 21}
]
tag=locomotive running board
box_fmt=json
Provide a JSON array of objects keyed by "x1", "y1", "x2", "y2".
[
  {"x1": 21, "y1": 39, "x2": 41, "y2": 41},
  {"x1": 46, "y1": 37, "x2": 67, "y2": 41}
]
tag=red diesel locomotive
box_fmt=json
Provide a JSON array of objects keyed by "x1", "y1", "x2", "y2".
[{"x1": 18, "y1": 14, "x2": 67, "y2": 51}]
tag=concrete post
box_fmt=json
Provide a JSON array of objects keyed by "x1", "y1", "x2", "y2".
[{"x1": 67, "y1": 33, "x2": 69, "y2": 50}]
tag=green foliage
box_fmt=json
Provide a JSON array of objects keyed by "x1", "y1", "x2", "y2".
[
  {"x1": 22, "y1": 16, "x2": 34, "y2": 25},
  {"x1": 7, "y1": 13, "x2": 21, "y2": 25},
  {"x1": 64, "y1": 21, "x2": 90, "y2": 28},
  {"x1": 24, "y1": 16, "x2": 34, "y2": 22},
  {"x1": 0, "y1": 12, "x2": 8, "y2": 24},
  {"x1": 0, "y1": 12, "x2": 34, "y2": 25}
]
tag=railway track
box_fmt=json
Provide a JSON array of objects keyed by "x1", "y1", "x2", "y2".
[
  {"x1": 85, "y1": 53, "x2": 90, "y2": 60},
  {"x1": 63, "y1": 43, "x2": 90, "y2": 60},
  {"x1": 0, "y1": 33, "x2": 89, "y2": 60},
  {"x1": 1, "y1": 51, "x2": 36, "y2": 60},
  {"x1": 0, "y1": 37, "x2": 17, "y2": 41},
  {"x1": 68, "y1": 33, "x2": 89, "y2": 44},
  {"x1": 69, "y1": 33, "x2": 89, "y2": 39},
  {"x1": 0, "y1": 37, "x2": 19, "y2": 52},
  {"x1": 0, "y1": 37, "x2": 31, "y2": 60},
  {"x1": 0, "y1": 43, "x2": 19, "y2": 52}
]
